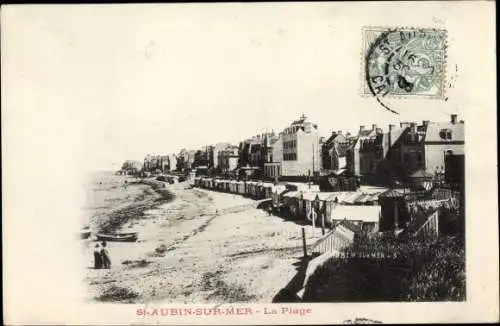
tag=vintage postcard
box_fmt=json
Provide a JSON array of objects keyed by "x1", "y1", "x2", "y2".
[{"x1": 2, "y1": 2, "x2": 498, "y2": 325}]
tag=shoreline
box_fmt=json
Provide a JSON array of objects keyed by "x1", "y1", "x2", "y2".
[{"x1": 93, "y1": 178, "x2": 176, "y2": 234}]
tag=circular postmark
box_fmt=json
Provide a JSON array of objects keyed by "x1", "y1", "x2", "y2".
[{"x1": 365, "y1": 28, "x2": 446, "y2": 106}]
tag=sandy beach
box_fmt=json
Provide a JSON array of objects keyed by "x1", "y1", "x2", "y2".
[{"x1": 84, "y1": 178, "x2": 325, "y2": 304}]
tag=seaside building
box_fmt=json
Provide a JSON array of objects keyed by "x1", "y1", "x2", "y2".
[
  {"x1": 193, "y1": 147, "x2": 210, "y2": 169},
  {"x1": 319, "y1": 130, "x2": 357, "y2": 191},
  {"x1": 279, "y1": 114, "x2": 321, "y2": 182},
  {"x1": 218, "y1": 145, "x2": 239, "y2": 177},
  {"x1": 167, "y1": 154, "x2": 177, "y2": 172},
  {"x1": 264, "y1": 133, "x2": 283, "y2": 181},
  {"x1": 176, "y1": 149, "x2": 196, "y2": 174},
  {"x1": 120, "y1": 160, "x2": 142, "y2": 175},
  {"x1": 421, "y1": 114, "x2": 465, "y2": 176},
  {"x1": 344, "y1": 114, "x2": 465, "y2": 187},
  {"x1": 211, "y1": 142, "x2": 233, "y2": 171},
  {"x1": 143, "y1": 154, "x2": 164, "y2": 173},
  {"x1": 238, "y1": 132, "x2": 276, "y2": 179},
  {"x1": 160, "y1": 155, "x2": 169, "y2": 172},
  {"x1": 321, "y1": 130, "x2": 350, "y2": 173}
]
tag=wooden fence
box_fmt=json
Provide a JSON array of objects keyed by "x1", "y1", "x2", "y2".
[
  {"x1": 309, "y1": 229, "x2": 352, "y2": 256},
  {"x1": 413, "y1": 210, "x2": 439, "y2": 239}
]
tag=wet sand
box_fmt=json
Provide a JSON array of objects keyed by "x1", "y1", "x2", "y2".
[{"x1": 84, "y1": 180, "x2": 324, "y2": 303}]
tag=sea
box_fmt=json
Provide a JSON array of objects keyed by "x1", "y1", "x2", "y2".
[{"x1": 82, "y1": 171, "x2": 146, "y2": 229}]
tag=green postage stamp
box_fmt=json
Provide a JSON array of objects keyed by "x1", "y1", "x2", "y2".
[{"x1": 362, "y1": 27, "x2": 447, "y2": 99}]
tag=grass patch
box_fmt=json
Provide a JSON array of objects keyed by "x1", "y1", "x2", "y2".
[
  {"x1": 122, "y1": 259, "x2": 152, "y2": 268},
  {"x1": 303, "y1": 236, "x2": 465, "y2": 302},
  {"x1": 201, "y1": 271, "x2": 257, "y2": 303},
  {"x1": 96, "y1": 285, "x2": 139, "y2": 303}
]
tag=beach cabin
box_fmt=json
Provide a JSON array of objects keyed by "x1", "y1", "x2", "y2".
[
  {"x1": 282, "y1": 191, "x2": 302, "y2": 218},
  {"x1": 299, "y1": 192, "x2": 338, "y2": 223},
  {"x1": 255, "y1": 182, "x2": 264, "y2": 199},
  {"x1": 353, "y1": 193, "x2": 379, "y2": 206},
  {"x1": 230, "y1": 180, "x2": 238, "y2": 193},
  {"x1": 224, "y1": 180, "x2": 231, "y2": 192},
  {"x1": 262, "y1": 183, "x2": 273, "y2": 199},
  {"x1": 271, "y1": 185, "x2": 288, "y2": 210},
  {"x1": 245, "y1": 181, "x2": 255, "y2": 198},
  {"x1": 236, "y1": 181, "x2": 245, "y2": 194},
  {"x1": 336, "y1": 192, "x2": 360, "y2": 205}
]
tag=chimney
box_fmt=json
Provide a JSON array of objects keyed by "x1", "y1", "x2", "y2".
[
  {"x1": 400, "y1": 122, "x2": 409, "y2": 128},
  {"x1": 372, "y1": 124, "x2": 377, "y2": 131},
  {"x1": 337, "y1": 130, "x2": 342, "y2": 135},
  {"x1": 451, "y1": 114, "x2": 458, "y2": 124},
  {"x1": 359, "y1": 125, "x2": 365, "y2": 132},
  {"x1": 389, "y1": 124, "x2": 395, "y2": 131},
  {"x1": 422, "y1": 120, "x2": 430, "y2": 127},
  {"x1": 410, "y1": 122, "x2": 417, "y2": 133}
]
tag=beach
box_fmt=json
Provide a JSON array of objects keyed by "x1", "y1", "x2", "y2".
[{"x1": 83, "y1": 173, "x2": 324, "y2": 303}]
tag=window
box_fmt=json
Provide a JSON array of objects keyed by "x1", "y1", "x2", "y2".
[{"x1": 440, "y1": 129, "x2": 452, "y2": 140}]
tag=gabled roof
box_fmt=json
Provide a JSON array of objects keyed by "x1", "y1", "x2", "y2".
[
  {"x1": 384, "y1": 126, "x2": 407, "y2": 147},
  {"x1": 323, "y1": 132, "x2": 346, "y2": 146},
  {"x1": 358, "y1": 128, "x2": 377, "y2": 138},
  {"x1": 379, "y1": 188, "x2": 407, "y2": 198}
]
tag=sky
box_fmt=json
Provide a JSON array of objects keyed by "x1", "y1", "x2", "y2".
[{"x1": 3, "y1": 3, "x2": 478, "y2": 172}]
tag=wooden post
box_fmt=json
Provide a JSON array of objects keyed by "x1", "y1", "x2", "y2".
[
  {"x1": 312, "y1": 209, "x2": 316, "y2": 236},
  {"x1": 321, "y1": 212, "x2": 326, "y2": 235},
  {"x1": 394, "y1": 200, "x2": 399, "y2": 235},
  {"x1": 302, "y1": 227, "x2": 307, "y2": 258}
]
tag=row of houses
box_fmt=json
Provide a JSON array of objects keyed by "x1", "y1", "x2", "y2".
[{"x1": 130, "y1": 113, "x2": 464, "y2": 191}]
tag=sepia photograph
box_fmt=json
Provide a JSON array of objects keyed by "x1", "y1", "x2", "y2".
[{"x1": 2, "y1": 2, "x2": 498, "y2": 325}]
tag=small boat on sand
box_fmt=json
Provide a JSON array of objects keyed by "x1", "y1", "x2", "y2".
[
  {"x1": 96, "y1": 232, "x2": 138, "y2": 242},
  {"x1": 79, "y1": 231, "x2": 92, "y2": 240}
]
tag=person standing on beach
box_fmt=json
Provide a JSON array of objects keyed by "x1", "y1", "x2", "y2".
[
  {"x1": 100, "y1": 241, "x2": 112, "y2": 269},
  {"x1": 93, "y1": 243, "x2": 103, "y2": 269}
]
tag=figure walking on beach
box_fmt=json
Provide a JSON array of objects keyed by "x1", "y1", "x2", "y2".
[
  {"x1": 100, "y1": 241, "x2": 112, "y2": 269},
  {"x1": 93, "y1": 243, "x2": 103, "y2": 269}
]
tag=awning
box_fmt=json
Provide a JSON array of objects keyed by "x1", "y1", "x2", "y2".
[
  {"x1": 282, "y1": 191, "x2": 302, "y2": 198},
  {"x1": 301, "y1": 192, "x2": 319, "y2": 201},
  {"x1": 331, "y1": 205, "x2": 381, "y2": 223},
  {"x1": 379, "y1": 188, "x2": 408, "y2": 198},
  {"x1": 272, "y1": 185, "x2": 288, "y2": 193},
  {"x1": 341, "y1": 192, "x2": 361, "y2": 204}
]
